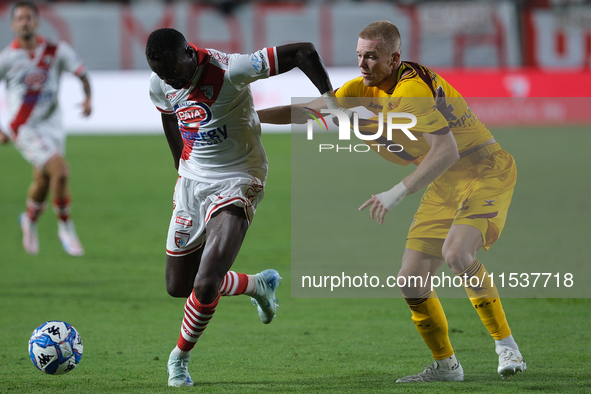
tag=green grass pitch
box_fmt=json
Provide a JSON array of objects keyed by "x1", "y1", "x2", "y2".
[{"x1": 0, "y1": 130, "x2": 589, "y2": 393}]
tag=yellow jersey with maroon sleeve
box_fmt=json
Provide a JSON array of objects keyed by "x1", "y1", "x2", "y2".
[
  {"x1": 336, "y1": 62, "x2": 516, "y2": 256},
  {"x1": 335, "y1": 61, "x2": 493, "y2": 166}
]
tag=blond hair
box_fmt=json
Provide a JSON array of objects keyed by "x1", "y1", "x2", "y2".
[{"x1": 359, "y1": 21, "x2": 401, "y2": 54}]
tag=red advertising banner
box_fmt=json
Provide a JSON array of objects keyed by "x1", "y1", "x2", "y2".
[
  {"x1": 433, "y1": 69, "x2": 591, "y2": 126},
  {"x1": 436, "y1": 68, "x2": 591, "y2": 97}
]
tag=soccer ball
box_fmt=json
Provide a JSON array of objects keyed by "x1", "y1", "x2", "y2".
[{"x1": 28, "y1": 321, "x2": 83, "y2": 375}]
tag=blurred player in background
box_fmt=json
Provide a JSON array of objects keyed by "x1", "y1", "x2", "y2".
[
  {"x1": 0, "y1": 1, "x2": 91, "y2": 256},
  {"x1": 145, "y1": 28, "x2": 339, "y2": 387},
  {"x1": 257, "y1": 20, "x2": 526, "y2": 382}
]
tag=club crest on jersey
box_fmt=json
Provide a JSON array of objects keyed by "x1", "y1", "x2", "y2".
[
  {"x1": 174, "y1": 231, "x2": 190, "y2": 248},
  {"x1": 175, "y1": 101, "x2": 212, "y2": 127},
  {"x1": 200, "y1": 85, "x2": 214, "y2": 100},
  {"x1": 41, "y1": 55, "x2": 54, "y2": 67}
]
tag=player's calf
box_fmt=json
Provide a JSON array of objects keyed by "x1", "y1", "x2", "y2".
[{"x1": 19, "y1": 212, "x2": 39, "y2": 255}]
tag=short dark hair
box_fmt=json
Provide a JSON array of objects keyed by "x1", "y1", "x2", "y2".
[
  {"x1": 145, "y1": 28, "x2": 188, "y2": 61},
  {"x1": 11, "y1": 1, "x2": 39, "y2": 19}
]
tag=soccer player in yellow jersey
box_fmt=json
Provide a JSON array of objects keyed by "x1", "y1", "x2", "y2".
[{"x1": 257, "y1": 20, "x2": 526, "y2": 382}]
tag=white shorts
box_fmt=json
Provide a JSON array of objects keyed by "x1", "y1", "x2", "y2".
[
  {"x1": 13, "y1": 124, "x2": 65, "y2": 168},
  {"x1": 166, "y1": 175, "x2": 265, "y2": 256}
]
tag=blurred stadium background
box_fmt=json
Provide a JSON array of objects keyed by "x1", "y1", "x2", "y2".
[{"x1": 0, "y1": 0, "x2": 589, "y2": 133}]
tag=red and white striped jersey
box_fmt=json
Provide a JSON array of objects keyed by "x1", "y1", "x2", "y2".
[
  {"x1": 0, "y1": 36, "x2": 86, "y2": 136},
  {"x1": 149, "y1": 45, "x2": 279, "y2": 183}
]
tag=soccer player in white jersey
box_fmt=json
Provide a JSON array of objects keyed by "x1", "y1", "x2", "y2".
[
  {"x1": 0, "y1": 1, "x2": 91, "y2": 256},
  {"x1": 145, "y1": 28, "x2": 339, "y2": 387}
]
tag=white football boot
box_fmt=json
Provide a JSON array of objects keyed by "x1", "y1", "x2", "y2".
[
  {"x1": 58, "y1": 220, "x2": 85, "y2": 256},
  {"x1": 396, "y1": 358, "x2": 464, "y2": 383},
  {"x1": 19, "y1": 213, "x2": 39, "y2": 255},
  {"x1": 497, "y1": 348, "x2": 527, "y2": 379},
  {"x1": 167, "y1": 351, "x2": 193, "y2": 387},
  {"x1": 250, "y1": 269, "x2": 281, "y2": 324}
]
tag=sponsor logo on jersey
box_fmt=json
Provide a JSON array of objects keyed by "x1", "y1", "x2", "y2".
[
  {"x1": 368, "y1": 102, "x2": 384, "y2": 111},
  {"x1": 180, "y1": 125, "x2": 228, "y2": 147},
  {"x1": 175, "y1": 216, "x2": 193, "y2": 227},
  {"x1": 175, "y1": 101, "x2": 212, "y2": 127},
  {"x1": 448, "y1": 107, "x2": 478, "y2": 129},
  {"x1": 166, "y1": 92, "x2": 178, "y2": 99},
  {"x1": 22, "y1": 69, "x2": 47, "y2": 90},
  {"x1": 174, "y1": 231, "x2": 190, "y2": 248}
]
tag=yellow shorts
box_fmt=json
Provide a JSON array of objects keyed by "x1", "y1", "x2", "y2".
[{"x1": 406, "y1": 143, "x2": 517, "y2": 259}]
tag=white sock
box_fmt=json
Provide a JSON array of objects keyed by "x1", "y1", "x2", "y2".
[
  {"x1": 171, "y1": 346, "x2": 191, "y2": 359},
  {"x1": 244, "y1": 275, "x2": 257, "y2": 296},
  {"x1": 495, "y1": 334, "x2": 519, "y2": 353},
  {"x1": 436, "y1": 354, "x2": 460, "y2": 370}
]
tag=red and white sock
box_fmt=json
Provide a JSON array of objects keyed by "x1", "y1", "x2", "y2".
[
  {"x1": 219, "y1": 271, "x2": 256, "y2": 296},
  {"x1": 53, "y1": 197, "x2": 71, "y2": 222},
  {"x1": 26, "y1": 198, "x2": 46, "y2": 222},
  {"x1": 176, "y1": 291, "x2": 219, "y2": 352}
]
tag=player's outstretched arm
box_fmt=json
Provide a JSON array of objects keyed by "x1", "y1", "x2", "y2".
[
  {"x1": 275, "y1": 43, "x2": 333, "y2": 95},
  {"x1": 257, "y1": 96, "x2": 325, "y2": 125},
  {"x1": 79, "y1": 74, "x2": 92, "y2": 117},
  {"x1": 259, "y1": 43, "x2": 353, "y2": 125},
  {"x1": 257, "y1": 43, "x2": 339, "y2": 125},
  {"x1": 161, "y1": 113, "x2": 183, "y2": 170}
]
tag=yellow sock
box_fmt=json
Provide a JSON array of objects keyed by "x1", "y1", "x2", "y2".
[
  {"x1": 458, "y1": 260, "x2": 511, "y2": 340},
  {"x1": 405, "y1": 290, "x2": 454, "y2": 360}
]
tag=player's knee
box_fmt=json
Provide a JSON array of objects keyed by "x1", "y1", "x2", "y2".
[
  {"x1": 46, "y1": 159, "x2": 70, "y2": 184},
  {"x1": 442, "y1": 245, "x2": 475, "y2": 274},
  {"x1": 396, "y1": 272, "x2": 431, "y2": 297},
  {"x1": 192, "y1": 275, "x2": 222, "y2": 304},
  {"x1": 166, "y1": 281, "x2": 192, "y2": 298},
  {"x1": 53, "y1": 169, "x2": 69, "y2": 186},
  {"x1": 33, "y1": 176, "x2": 50, "y2": 192},
  {"x1": 396, "y1": 275, "x2": 415, "y2": 297}
]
